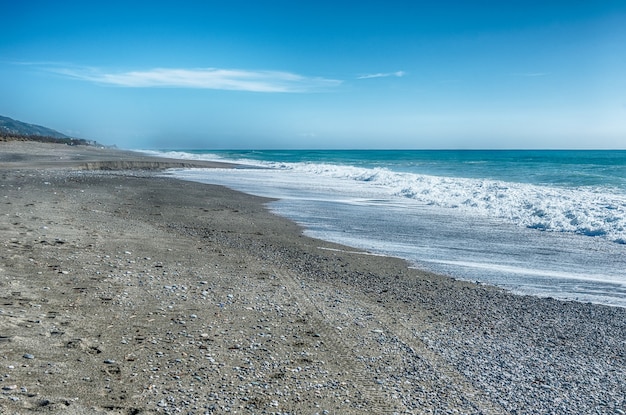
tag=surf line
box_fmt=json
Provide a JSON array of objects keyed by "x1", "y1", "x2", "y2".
[{"x1": 317, "y1": 247, "x2": 387, "y2": 257}]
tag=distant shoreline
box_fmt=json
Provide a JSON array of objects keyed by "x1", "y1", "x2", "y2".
[
  {"x1": 0, "y1": 132, "x2": 99, "y2": 147},
  {"x1": 0, "y1": 140, "x2": 237, "y2": 170}
]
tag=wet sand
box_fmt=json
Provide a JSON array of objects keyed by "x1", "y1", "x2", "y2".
[{"x1": 1, "y1": 142, "x2": 624, "y2": 414}]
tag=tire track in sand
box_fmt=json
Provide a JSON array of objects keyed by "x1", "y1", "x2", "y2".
[
  {"x1": 274, "y1": 267, "x2": 505, "y2": 415},
  {"x1": 271, "y1": 268, "x2": 407, "y2": 414}
]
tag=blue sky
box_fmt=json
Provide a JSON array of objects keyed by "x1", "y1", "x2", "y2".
[{"x1": 1, "y1": 1, "x2": 625, "y2": 149}]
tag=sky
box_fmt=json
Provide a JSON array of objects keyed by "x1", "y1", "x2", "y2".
[{"x1": 1, "y1": 0, "x2": 625, "y2": 149}]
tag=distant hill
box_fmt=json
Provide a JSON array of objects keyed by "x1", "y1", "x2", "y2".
[
  {"x1": 0, "y1": 115, "x2": 69, "y2": 138},
  {"x1": 0, "y1": 115, "x2": 100, "y2": 146}
]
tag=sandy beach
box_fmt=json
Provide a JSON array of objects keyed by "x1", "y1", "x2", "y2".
[{"x1": 1, "y1": 142, "x2": 625, "y2": 415}]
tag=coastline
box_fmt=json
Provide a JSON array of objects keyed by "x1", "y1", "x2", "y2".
[
  {"x1": 0, "y1": 141, "x2": 237, "y2": 170},
  {"x1": 1, "y1": 142, "x2": 624, "y2": 414}
]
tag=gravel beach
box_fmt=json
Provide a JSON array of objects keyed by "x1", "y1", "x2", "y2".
[{"x1": 1, "y1": 142, "x2": 625, "y2": 414}]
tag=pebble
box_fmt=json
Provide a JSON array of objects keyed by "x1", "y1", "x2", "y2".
[{"x1": 22, "y1": 353, "x2": 34, "y2": 360}]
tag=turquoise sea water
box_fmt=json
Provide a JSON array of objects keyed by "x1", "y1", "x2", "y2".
[
  {"x1": 144, "y1": 149, "x2": 626, "y2": 307},
  {"x1": 195, "y1": 149, "x2": 626, "y2": 189}
]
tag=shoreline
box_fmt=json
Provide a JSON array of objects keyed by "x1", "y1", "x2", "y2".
[
  {"x1": 0, "y1": 141, "x2": 237, "y2": 170},
  {"x1": 162, "y1": 156, "x2": 626, "y2": 309},
  {"x1": 1, "y1": 142, "x2": 625, "y2": 414}
]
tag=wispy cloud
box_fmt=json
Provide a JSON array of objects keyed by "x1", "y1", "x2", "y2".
[
  {"x1": 514, "y1": 72, "x2": 548, "y2": 77},
  {"x1": 50, "y1": 66, "x2": 342, "y2": 93},
  {"x1": 357, "y1": 71, "x2": 406, "y2": 80}
]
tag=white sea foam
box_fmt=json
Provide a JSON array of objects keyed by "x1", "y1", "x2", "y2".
[
  {"x1": 254, "y1": 161, "x2": 626, "y2": 244},
  {"x1": 423, "y1": 259, "x2": 625, "y2": 285},
  {"x1": 149, "y1": 150, "x2": 626, "y2": 244}
]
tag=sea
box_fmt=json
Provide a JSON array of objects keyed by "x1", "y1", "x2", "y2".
[{"x1": 142, "y1": 149, "x2": 626, "y2": 308}]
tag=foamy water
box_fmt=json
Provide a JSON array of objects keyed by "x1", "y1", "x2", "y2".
[{"x1": 143, "y1": 149, "x2": 626, "y2": 307}]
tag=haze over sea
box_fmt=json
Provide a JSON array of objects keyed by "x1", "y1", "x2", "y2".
[{"x1": 145, "y1": 149, "x2": 626, "y2": 308}]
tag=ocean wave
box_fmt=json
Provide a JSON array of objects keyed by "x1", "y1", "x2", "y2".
[
  {"x1": 268, "y1": 161, "x2": 626, "y2": 244},
  {"x1": 136, "y1": 150, "x2": 225, "y2": 162},
  {"x1": 150, "y1": 150, "x2": 626, "y2": 244}
]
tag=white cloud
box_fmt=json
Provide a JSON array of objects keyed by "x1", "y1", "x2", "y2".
[
  {"x1": 53, "y1": 67, "x2": 342, "y2": 93},
  {"x1": 357, "y1": 71, "x2": 406, "y2": 80}
]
